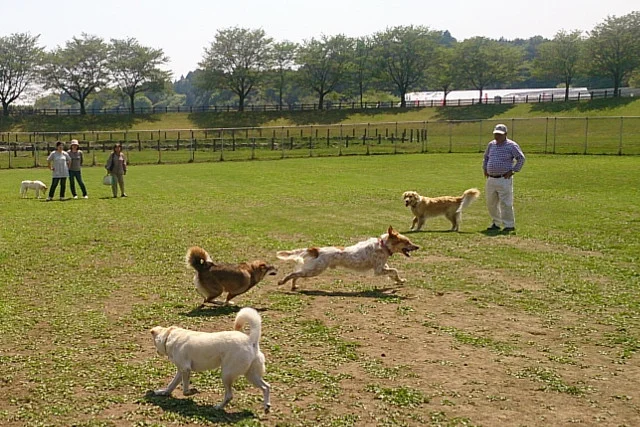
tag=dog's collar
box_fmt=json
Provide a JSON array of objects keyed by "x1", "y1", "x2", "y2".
[
  {"x1": 379, "y1": 238, "x2": 392, "y2": 257},
  {"x1": 160, "y1": 328, "x2": 171, "y2": 356}
]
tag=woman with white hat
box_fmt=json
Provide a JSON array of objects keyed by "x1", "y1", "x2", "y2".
[{"x1": 68, "y1": 139, "x2": 88, "y2": 199}]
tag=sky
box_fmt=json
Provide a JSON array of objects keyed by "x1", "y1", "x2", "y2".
[{"x1": 4, "y1": 0, "x2": 638, "y2": 79}]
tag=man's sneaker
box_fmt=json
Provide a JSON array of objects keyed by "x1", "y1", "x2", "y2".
[
  {"x1": 486, "y1": 224, "x2": 501, "y2": 231},
  {"x1": 45, "y1": 197, "x2": 52, "y2": 201},
  {"x1": 59, "y1": 197, "x2": 65, "y2": 201},
  {"x1": 73, "y1": 196, "x2": 78, "y2": 199},
  {"x1": 121, "y1": 194, "x2": 127, "y2": 197},
  {"x1": 502, "y1": 227, "x2": 516, "y2": 233},
  {"x1": 83, "y1": 195, "x2": 89, "y2": 199}
]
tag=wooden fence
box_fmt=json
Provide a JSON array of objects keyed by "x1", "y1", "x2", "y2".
[{"x1": 2, "y1": 117, "x2": 639, "y2": 169}]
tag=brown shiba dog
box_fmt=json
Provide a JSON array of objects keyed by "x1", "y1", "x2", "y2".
[
  {"x1": 402, "y1": 188, "x2": 480, "y2": 232},
  {"x1": 186, "y1": 246, "x2": 277, "y2": 307},
  {"x1": 276, "y1": 226, "x2": 419, "y2": 291}
]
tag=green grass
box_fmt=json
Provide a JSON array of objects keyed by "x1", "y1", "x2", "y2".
[{"x1": 0, "y1": 153, "x2": 639, "y2": 425}]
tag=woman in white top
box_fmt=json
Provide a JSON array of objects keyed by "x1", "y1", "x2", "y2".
[{"x1": 46, "y1": 141, "x2": 71, "y2": 201}]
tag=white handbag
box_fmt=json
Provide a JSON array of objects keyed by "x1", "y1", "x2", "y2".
[{"x1": 103, "y1": 175, "x2": 114, "y2": 186}]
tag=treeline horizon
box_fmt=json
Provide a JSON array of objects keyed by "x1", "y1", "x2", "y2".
[{"x1": 1, "y1": 11, "x2": 639, "y2": 116}]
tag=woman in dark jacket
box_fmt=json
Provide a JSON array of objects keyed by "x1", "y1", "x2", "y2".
[{"x1": 105, "y1": 143, "x2": 127, "y2": 198}]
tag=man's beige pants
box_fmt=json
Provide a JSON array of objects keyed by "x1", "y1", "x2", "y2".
[{"x1": 485, "y1": 176, "x2": 515, "y2": 228}]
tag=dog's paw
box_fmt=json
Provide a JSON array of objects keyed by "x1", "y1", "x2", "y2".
[
  {"x1": 153, "y1": 389, "x2": 171, "y2": 396},
  {"x1": 395, "y1": 279, "x2": 406, "y2": 285},
  {"x1": 264, "y1": 403, "x2": 271, "y2": 414},
  {"x1": 183, "y1": 388, "x2": 199, "y2": 396}
]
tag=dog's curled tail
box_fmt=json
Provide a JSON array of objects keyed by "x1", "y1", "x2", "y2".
[
  {"x1": 186, "y1": 246, "x2": 212, "y2": 271},
  {"x1": 458, "y1": 188, "x2": 481, "y2": 212},
  {"x1": 234, "y1": 307, "x2": 262, "y2": 344}
]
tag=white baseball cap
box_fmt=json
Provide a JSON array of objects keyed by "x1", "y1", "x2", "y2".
[{"x1": 493, "y1": 124, "x2": 507, "y2": 134}]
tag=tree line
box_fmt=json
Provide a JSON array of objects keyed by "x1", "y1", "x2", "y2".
[{"x1": 1, "y1": 11, "x2": 639, "y2": 116}]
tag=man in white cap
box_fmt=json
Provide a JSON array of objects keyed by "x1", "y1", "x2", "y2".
[{"x1": 482, "y1": 124, "x2": 525, "y2": 233}]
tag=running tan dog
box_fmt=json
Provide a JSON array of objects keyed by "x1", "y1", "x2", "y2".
[
  {"x1": 150, "y1": 307, "x2": 270, "y2": 413},
  {"x1": 276, "y1": 226, "x2": 419, "y2": 291},
  {"x1": 402, "y1": 188, "x2": 480, "y2": 232},
  {"x1": 186, "y1": 246, "x2": 277, "y2": 308},
  {"x1": 20, "y1": 180, "x2": 47, "y2": 199}
]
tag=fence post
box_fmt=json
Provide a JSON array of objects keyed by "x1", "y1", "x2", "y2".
[
  {"x1": 552, "y1": 117, "x2": 557, "y2": 154},
  {"x1": 448, "y1": 121, "x2": 452, "y2": 153},
  {"x1": 583, "y1": 117, "x2": 589, "y2": 155},
  {"x1": 251, "y1": 138, "x2": 256, "y2": 160},
  {"x1": 618, "y1": 116, "x2": 623, "y2": 155},
  {"x1": 220, "y1": 133, "x2": 225, "y2": 161},
  {"x1": 544, "y1": 117, "x2": 549, "y2": 154}
]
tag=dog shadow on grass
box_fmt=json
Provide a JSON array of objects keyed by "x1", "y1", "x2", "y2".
[
  {"x1": 403, "y1": 229, "x2": 475, "y2": 235},
  {"x1": 182, "y1": 304, "x2": 268, "y2": 318},
  {"x1": 143, "y1": 391, "x2": 257, "y2": 423},
  {"x1": 295, "y1": 287, "x2": 410, "y2": 300}
]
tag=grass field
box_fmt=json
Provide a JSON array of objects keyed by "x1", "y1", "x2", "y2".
[{"x1": 1, "y1": 153, "x2": 639, "y2": 426}]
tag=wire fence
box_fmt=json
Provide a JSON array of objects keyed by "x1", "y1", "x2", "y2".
[{"x1": 1, "y1": 116, "x2": 639, "y2": 169}]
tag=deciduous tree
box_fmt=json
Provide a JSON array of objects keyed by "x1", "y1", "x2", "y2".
[
  {"x1": 296, "y1": 35, "x2": 353, "y2": 110},
  {"x1": 352, "y1": 36, "x2": 374, "y2": 108},
  {"x1": 108, "y1": 38, "x2": 172, "y2": 113},
  {"x1": 587, "y1": 12, "x2": 640, "y2": 97},
  {"x1": 40, "y1": 34, "x2": 110, "y2": 114},
  {"x1": 533, "y1": 30, "x2": 585, "y2": 101},
  {"x1": 429, "y1": 47, "x2": 457, "y2": 106},
  {"x1": 0, "y1": 33, "x2": 44, "y2": 116},
  {"x1": 372, "y1": 26, "x2": 439, "y2": 107},
  {"x1": 199, "y1": 27, "x2": 273, "y2": 111},
  {"x1": 270, "y1": 41, "x2": 298, "y2": 110},
  {"x1": 453, "y1": 37, "x2": 523, "y2": 103}
]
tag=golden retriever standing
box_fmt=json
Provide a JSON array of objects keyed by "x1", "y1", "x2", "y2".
[
  {"x1": 276, "y1": 226, "x2": 419, "y2": 291},
  {"x1": 150, "y1": 307, "x2": 270, "y2": 413},
  {"x1": 403, "y1": 188, "x2": 480, "y2": 232},
  {"x1": 186, "y1": 246, "x2": 277, "y2": 308}
]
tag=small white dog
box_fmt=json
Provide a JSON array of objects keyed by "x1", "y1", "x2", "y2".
[
  {"x1": 150, "y1": 307, "x2": 270, "y2": 413},
  {"x1": 20, "y1": 180, "x2": 48, "y2": 199}
]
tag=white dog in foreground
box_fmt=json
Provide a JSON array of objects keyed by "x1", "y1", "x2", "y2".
[
  {"x1": 150, "y1": 307, "x2": 270, "y2": 413},
  {"x1": 20, "y1": 180, "x2": 47, "y2": 199}
]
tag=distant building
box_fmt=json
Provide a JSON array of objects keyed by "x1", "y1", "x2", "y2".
[{"x1": 405, "y1": 87, "x2": 591, "y2": 105}]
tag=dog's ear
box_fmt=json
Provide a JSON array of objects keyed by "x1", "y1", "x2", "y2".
[{"x1": 388, "y1": 225, "x2": 397, "y2": 236}]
